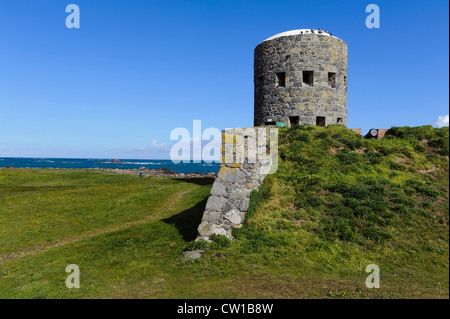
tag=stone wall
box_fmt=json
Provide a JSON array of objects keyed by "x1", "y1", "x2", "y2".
[
  {"x1": 254, "y1": 31, "x2": 348, "y2": 127},
  {"x1": 376, "y1": 129, "x2": 389, "y2": 140},
  {"x1": 196, "y1": 127, "x2": 277, "y2": 241},
  {"x1": 350, "y1": 128, "x2": 362, "y2": 135}
]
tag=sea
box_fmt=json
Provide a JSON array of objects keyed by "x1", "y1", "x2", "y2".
[{"x1": 0, "y1": 158, "x2": 220, "y2": 174}]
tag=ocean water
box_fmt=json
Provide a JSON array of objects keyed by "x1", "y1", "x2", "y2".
[{"x1": 0, "y1": 158, "x2": 220, "y2": 174}]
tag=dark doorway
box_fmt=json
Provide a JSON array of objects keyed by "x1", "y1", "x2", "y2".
[
  {"x1": 276, "y1": 72, "x2": 286, "y2": 87},
  {"x1": 328, "y1": 72, "x2": 336, "y2": 88},
  {"x1": 289, "y1": 116, "x2": 299, "y2": 126},
  {"x1": 303, "y1": 71, "x2": 314, "y2": 86},
  {"x1": 265, "y1": 121, "x2": 276, "y2": 126},
  {"x1": 316, "y1": 116, "x2": 326, "y2": 127}
]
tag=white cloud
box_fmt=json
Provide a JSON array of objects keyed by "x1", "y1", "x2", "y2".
[
  {"x1": 151, "y1": 139, "x2": 166, "y2": 147},
  {"x1": 432, "y1": 115, "x2": 449, "y2": 128},
  {"x1": 123, "y1": 140, "x2": 171, "y2": 159}
]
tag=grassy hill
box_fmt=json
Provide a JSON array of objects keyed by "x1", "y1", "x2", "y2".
[
  {"x1": 236, "y1": 125, "x2": 448, "y2": 248},
  {"x1": 192, "y1": 125, "x2": 449, "y2": 298},
  {"x1": 0, "y1": 125, "x2": 448, "y2": 299}
]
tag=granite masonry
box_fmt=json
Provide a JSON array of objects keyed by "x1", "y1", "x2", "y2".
[
  {"x1": 196, "y1": 127, "x2": 277, "y2": 241},
  {"x1": 187, "y1": 29, "x2": 353, "y2": 260},
  {"x1": 254, "y1": 29, "x2": 348, "y2": 127}
]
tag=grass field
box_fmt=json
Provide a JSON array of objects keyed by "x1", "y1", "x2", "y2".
[
  {"x1": 0, "y1": 126, "x2": 448, "y2": 299},
  {"x1": 0, "y1": 169, "x2": 214, "y2": 298}
]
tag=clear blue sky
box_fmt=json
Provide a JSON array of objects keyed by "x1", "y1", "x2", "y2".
[{"x1": 0, "y1": 0, "x2": 448, "y2": 159}]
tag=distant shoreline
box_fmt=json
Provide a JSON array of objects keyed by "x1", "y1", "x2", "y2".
[
  {"x1": 0, "y1": 167, "x2": 217, "y2": 179},
  {"x1": 0, "y1": 158, "x2": 220, "y2": 174}
]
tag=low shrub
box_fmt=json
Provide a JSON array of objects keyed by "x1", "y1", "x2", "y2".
[
  {"x1": 185, "y1": 239, "x2": 209, "y2": 251},
  {"x1": 210, "y1": 234, "x2": 231, "y2": 249},
  {"x1": 362, "y1": 227, "x2": 393, "y2": 242},
  {"x1": 391, "y1": 204, "x2": 409, "y2": 215},
  {"x1": 367, "y1": 152, "x2": 384, "y2": 165}
]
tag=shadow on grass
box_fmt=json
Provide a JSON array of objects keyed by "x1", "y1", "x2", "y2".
[
  {"x1": 162, "y1": 198, "x2": 208, "y2": 242},
  {"x1": 173, "y1": 177, "x2": 215, "y2": 186}
]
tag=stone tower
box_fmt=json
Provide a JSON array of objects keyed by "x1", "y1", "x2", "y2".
[{"x1": 254, "y1": 29, "x2": 348, "y2": 127}]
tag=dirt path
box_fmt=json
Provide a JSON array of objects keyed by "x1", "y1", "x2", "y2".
[{"x1": 0, "y1": 185, "x2": 199, "y2": 264}]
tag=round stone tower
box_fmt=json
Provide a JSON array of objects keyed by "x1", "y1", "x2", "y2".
[{"x1": 254, "y1": 29, "x2": 348, "y2": 127}]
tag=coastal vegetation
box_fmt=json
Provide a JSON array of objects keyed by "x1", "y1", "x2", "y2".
[{"x1": 0, "y1": 125, "x2": 448, "y2": 298}]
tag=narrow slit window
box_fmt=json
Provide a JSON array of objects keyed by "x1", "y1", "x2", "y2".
[
  {"x1": 328, "y1": 72, "x2": 336, "y2": 88},
  {"x1": 316, "y1": 116, "x2": 326, "y2": 127},
  {"x1": 303, "y1": 71, "x2": 314, "y2": 86},
  {"x1": 343, "y1": 76, "x2": 347, "y2": 91},
  {"x1": 276, "y1": 72, "x2": 285, "y2": 88}
]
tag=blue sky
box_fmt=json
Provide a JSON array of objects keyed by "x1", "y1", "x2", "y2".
[{"x1": 0, "y1": 0, "x2": 448, "y2": 159}]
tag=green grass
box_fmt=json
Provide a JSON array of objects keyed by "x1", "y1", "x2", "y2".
[
  {"x1": 0, "y1": 126, "x2": 448, "y2": 299},
  {"x1": 0, "y1": 169, "x2": 205, "y2": 256},
  {"x1": 212, "y1": 125, "x2": 448, "y2": 298}
]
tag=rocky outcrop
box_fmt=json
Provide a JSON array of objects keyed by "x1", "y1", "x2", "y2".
[
  {"x1": 183, "y1": 250, "x2": 205, "y2": 262},
  {"x1": 99, "y1": 168, "x2": 216, "y2": 179}
]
